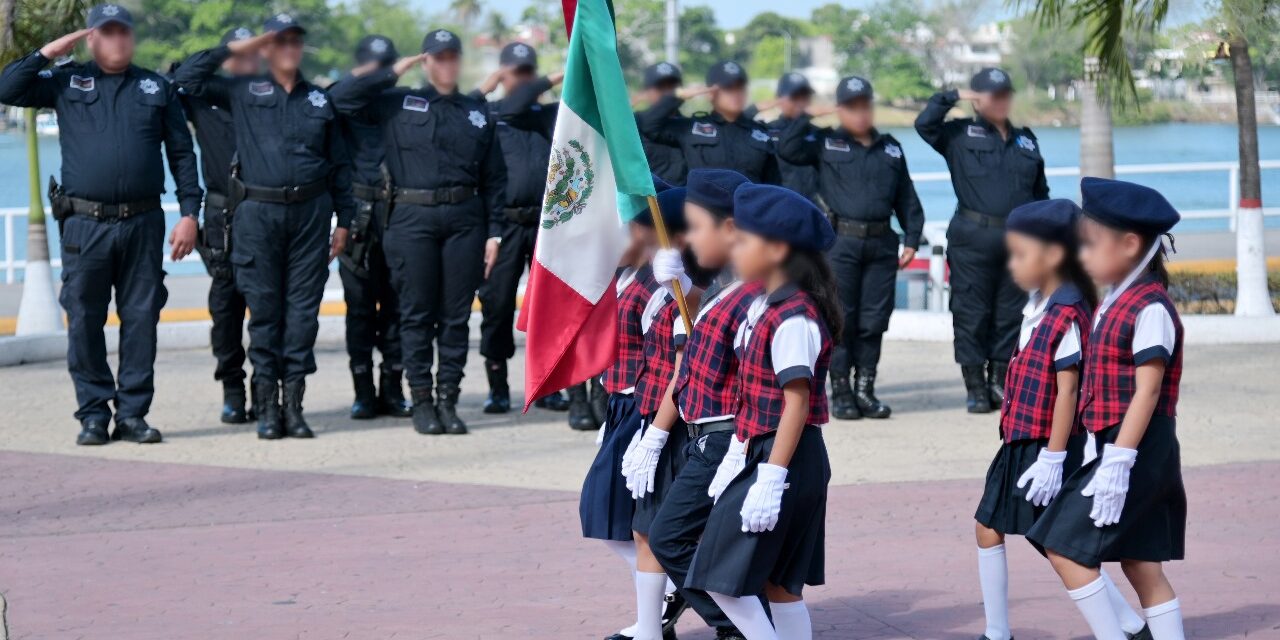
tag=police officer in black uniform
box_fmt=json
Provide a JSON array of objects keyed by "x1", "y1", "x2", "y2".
[
  {"x1": 915, "y1": 67, "x2": 1048, "y2": 413},
  {"x1": 762, "y1": 71, "x2": 820, "y2": 200},
  {"x1": 634, "y1": 62, "x2": 689, "y2": 186},
  {"x1": 778, "y1": 76, "x2": 925, "y2": 420},
  {"x1": 175, "y1": 15, "x2": 355, "y2": 439},
  {"x1": 333, "y1": 35, "x2": 410, "y2": 421},
  {"x1": 175, "y1": 26, "x2": 259, "y2": 425},
  {"x1": 637, "y1": 60, "x2": 780, "y2": 184},
  {"x1": 329, "y1": 30, "x2": 506, "y2": 436},
  {"x1": 0, "y1": 5, "x2": 202, "y2": 446}
]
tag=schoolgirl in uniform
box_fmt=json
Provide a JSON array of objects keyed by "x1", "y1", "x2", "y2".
[
  {"x1": 1027, "y1": 178, "x2": 1187, "y2": 640},
  {"x1": 626, "y1": 169, "x2": 756, "y2": 640},
  {"x1": 686, "y1": 184, "x2": 840, "y2": 640},
  {"x1": 582, "y1": 177, "x2": 674, "y2": 640},
  {"x1": 973, "y1": 199, "x2": 1146, "y2": 640}
]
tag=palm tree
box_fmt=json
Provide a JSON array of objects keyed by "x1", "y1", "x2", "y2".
[
  {"x1": 450, "y1": 0, "x2": 483, "y2": 26},
  {"x1": 1218, "y1": 0, "x2": 1276, "y2": 316},
  {"x1": 1, "y1": 0, "x2": 89, "y2": 335},
  {"x1": 485, "y1": 11, "x2": 509, "y2": 44}
]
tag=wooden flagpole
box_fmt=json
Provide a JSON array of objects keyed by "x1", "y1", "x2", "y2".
[{"x1": 645, "y1": 195, "x2": 694, "y2": 335}]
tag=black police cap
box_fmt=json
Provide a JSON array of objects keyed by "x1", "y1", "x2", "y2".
[
  {"x1": 221, "y1": 27, "x2": 255, "y2": 47},
  {"x1": 355, "y1": 35, "x2": 399, "y2": 67},
  {"x1": 264, "y1": 13, "x2": 306, "y2": 35},
  {"x1": 423, "y1": 29, "x2": 462, "y2": 55},
  {"x1": 970, "y1": 67, "x2": 1013, "y2": 93},
  {"x1": 836, "y1": 75, "x2": 874, "y2": 104},
  {"x1": 500, "y1": 42, "x2": 537, "y2": 69},
  {"x1": 705, "y1": 60, "x2": 747, "y2": 88},
  {"x1": 643, "y1": 62, "x2": 683, "y2": 89},
  {"x1": 87, "y1": 4, "x2": 133, "y2": 30},
  {"x1": 775, "y1": 72, "x2": 813, "y2": 98}
]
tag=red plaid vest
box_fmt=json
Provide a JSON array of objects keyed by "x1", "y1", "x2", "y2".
[
  {"x1": 635, "y1": 297, "x2": 681, "y2": 415},
  {"x1": 999, "y1": 288, "x2": 1091, "y2": 442},
  {"x1": 735, "y1": 288, "x2": 832, "y2": 439},
  {"x1": 601, "y1": 268, "x2": 659, "y2": 394},
  {"x1": 1079, "y1": 275, "x2": 1184, "y2": 432},
  {"x1": 673, "y1": 282, "x2": 760, "y2": 422}
]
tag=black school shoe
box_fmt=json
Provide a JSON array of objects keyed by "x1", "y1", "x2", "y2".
[
  {"x1": 76, "y1": 418, "x2": 110, "y2": 446},
  {"x1": 603, "y1": 631, "x2": 678, "y2": 640},
  {"x1": 1128, "y1": 625, "x2": 1153, "y2": 640},
  {"x1": 715, "y1": 627, "x2": 746, "y2": 639},
  {"x1": 662, "y1": 592, "x2": 689, "y2": 636}
]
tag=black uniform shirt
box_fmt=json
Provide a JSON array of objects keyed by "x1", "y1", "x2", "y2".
[
  {"x1": 177, "y1": 89, "x2": 235, "y2": 197},
  {"x1": 0, "y1": 50, "x2": 202, "y2": 217},
  {"x1": 637, "y1": 94, "x2": 780, "y2": 184},
  {"x1": 472, "y1": 75, "x2": 556, "y2": 209},
  {"x1": 173, "y1": 46, "x2": 356, "y2": 227},
  {"x1": 329, "y1": 67, "x2": 507, "y2": 237},
  {"x1": 332, "y1": 73, "x2": 388, "y2": 189},
  {"x1": 766, "y1": 114, "x2": 819, "y2": 201},
  {"x1": 777, "y1": 118, "x2": 925, "y2": 249},
  {"x1": 914, "y1": 89, "x2": 1048, "y2": 218},
  {"x1": 635, "y1": 104, "x2": 688, "y2": 186}
]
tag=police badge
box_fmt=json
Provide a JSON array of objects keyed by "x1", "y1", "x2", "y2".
[
  {"x1": 884, "y1": 143, "x2": 903, "y2": 159},
  {"x1": 370, "y1": 38, "x2": 388, "y2": 54},
  {"x1": 469, "y1": 110, "x2": 487, "y2": 128},
  {"x1": 307, "y1": 90, "x2": 327, "y2": 108},
  {"x1": 138, "y1": 78, "x2": 160, "y2": 95},
  {"x1": 751, "y1": 129, "x2": 770, "y2": 143},
  {"x1": 1016, "y1": 135, "x2": 1036, "y2": 151}
]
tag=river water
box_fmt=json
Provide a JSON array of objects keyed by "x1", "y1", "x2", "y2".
[{"x1": 0, "y1": 123, "x2": 1277, "y2": 278}]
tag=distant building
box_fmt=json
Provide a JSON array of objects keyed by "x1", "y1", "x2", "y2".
[{"x1": 937, "y1": 22, "x2": 1011, "y2": 86}]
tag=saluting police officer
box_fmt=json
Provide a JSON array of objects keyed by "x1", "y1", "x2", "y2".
[
  {"x1": 777, "y1": 76, "x2": 925, "y2": 420},
  {"x1": 0, "y1": 4, "x2": 202, "y2": 446},
  {"x1": 762, "y1": 71, "x2": 820, "y2": 200},
  {"x1": 470, "y1": 43, "x2": 599, "y2": 427},
  {"x1": 329, "y1": 30, "x2": 506, "y2": 436},
  {"x1": 175, "y1": 15, "x2": 355, "y2": 440},
  {"x1": 634, "y1": 62, "x2": 689, "y2": 186},
  {"x1": 333, "y1": 35, "x2": 410, "y2": 421},
  {"x1": 174, "y1": 27, "x2": 260, "y2": 425},
  {"x1": 915, "y1": 67, "x2": 1048, "y2": 413},
  {"x1": 637, "y1": 60, "x2": 780, "y2": 184}
]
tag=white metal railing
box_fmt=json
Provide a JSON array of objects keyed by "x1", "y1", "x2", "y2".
[{"x1": 1, "y1": 159, "x2": 1279, "y2": 284}]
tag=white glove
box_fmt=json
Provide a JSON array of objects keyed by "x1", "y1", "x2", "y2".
[
  {"x1": 1017, "y1": 448, "x2": 1068, "y2": 507},
  {"x1": 739, "y1": 463, "x2": 789, "y2": 533},
  {"x1": 1083, "y1": 432, "x2": 1098, "y2": 465},
  {"x1": 652, "y1": 248, "x2": 691, "y2": 296},
  {"x1": 595, "y1": 420, "x2": 607, "y2": 445},
  {"x1": 708, "y1": 435, "x2": 747, "y2": 503},
  {"x1": 1081, "y1": 444, "x2": 1138, "y2": 527},
  {"x1": 624, "y1": 427, "x2": 670, "y2": 499},
  {"x1": 620, "y1": 427, "x2": 643, "y2": 479}
]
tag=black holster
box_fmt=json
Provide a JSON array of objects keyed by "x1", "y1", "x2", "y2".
[
  {"x1": 47, "y1": 176, "x2": 71, "y2": 234},
  {"x1": 338, "y1": 198, "x2": 377, "y2": 278},
  {"x1": 196, "y1": 191, "x2": 233, "y2": 279}
]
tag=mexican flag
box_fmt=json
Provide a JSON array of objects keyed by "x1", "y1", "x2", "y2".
[{"x1": 516, "y1": 0, "x2": 656, "y2": 410}]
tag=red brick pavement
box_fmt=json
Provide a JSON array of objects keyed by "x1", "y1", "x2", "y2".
[{"x1": 1, "y1": 451, "x2": 1277, "y2": 639}]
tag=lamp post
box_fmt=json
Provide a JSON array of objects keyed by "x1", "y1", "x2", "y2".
[{"x1": 664, "y1": 0, "x2": 679, "y2": 64}]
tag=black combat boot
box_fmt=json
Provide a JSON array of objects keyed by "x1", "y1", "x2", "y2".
[
  {"x1": 853, "y1": 368, "x2": 892, "y2": 419},
  {"x1": 281, "y1": 381, "x2": 314, "y2": 438},
  {"x1": 534, "y1": 390, "x2": 570, "y2": 411},
  {"x1": 962, "y1": 365, "x2": 993, "y2": 413},
  {"x1": 221, "y1": 380, "x2": 249, "y2": 424},
  {"x1": 350, "y1": 367, "x2": 377, "y2": 420},
  {"x1": 112, "y1": 416, "x2": 163, "y2": 443},
  {"x1": 411, "y1": 387, "x2": 444, "y2": 435},
  {"x1": 987, "y1": 360, "x2": 1008, "y2": 408},
  {"x1": 255, "y1": 381, "x2": 283, "y2": 440},
  {"x1": 567, "y1": 383, "x2": 597, "y2": 430},
  {"x1": 377, "y1": 365, "x2": 413, "y2": 417},
  {"x1": 76, "y1": 417, "x2": 110, "y2": 446},
  {"x1": 830, "y1": 375, "x2": 861, "y2": 420},
  {"x1": 589, "y1": 378, "x2": 608, "y2": 425},
  {"x1": 483, "y1": 358, "x2": 511, "y2": 414},
  {"x1": 435, "y1": 383, "x2": 468, "y2": 435}
]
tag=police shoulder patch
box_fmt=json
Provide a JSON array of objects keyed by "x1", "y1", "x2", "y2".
[
  {"x1": 402, "y1": 94, "x2": 429, "y2": 112},
  {"x1": 468, "y1": 109, "x2": 487, "y2": 128},
  {"x1": 38, "y1": 69, "x2": 53, "y2": 79},
  {"x1": 249, "y1": 81, "x2": 274, "y2": 96},
  {"x1": 824, "y1": 137, "x2": 850, "y2": 152},
  {"x1": 691, "y1": 122, "x2": 717, "y2": 138},
  {"x1": 69, "y1": 75, "x2": 94, "y2": 92}
]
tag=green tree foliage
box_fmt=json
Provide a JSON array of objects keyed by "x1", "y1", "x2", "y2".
[
  {"x1": 1, "y1": 0, "x2": 89, "y2": 65},
  {"x1": 808, "y1": 0, "x2": 936, "y2": 101},
  {"x1": 1007, "y1": 15, "x2": 1085, "y2": 95}
]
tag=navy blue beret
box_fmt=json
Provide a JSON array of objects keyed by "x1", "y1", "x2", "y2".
[
  {"x1": 1081, "y1": 177, "x2": 1180, "y2": 236},
  {"x1": 686, "y1": 169, "x2": 750, "y2": 217},
  {"x1": 635, "y1": 187, "x2": 688, "y2": 233},
  {"x1": 1007, "y1": 199, "x2": 1081, "y2": 246},
  {"x1": 733, "y1": 184, "x2": 835, "y2": 252}
]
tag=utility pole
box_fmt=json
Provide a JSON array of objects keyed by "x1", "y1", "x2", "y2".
[{"x1": 664, "y1": 0, "x2": 679, "y2": 64}]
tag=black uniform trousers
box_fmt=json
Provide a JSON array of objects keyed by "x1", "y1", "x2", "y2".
[
  {"x1": 59, "y1": 210, "x2": 169, "y2": 422},
  {"x1": 945, "y1": 215, "x2": 1023, "y2": 366},
  {"x1": 650, "y1": 428, "x2": 736, "y2": 629},
  {"x1": 230, "y1": 196, "x2": 332, "y2": 386},
  {"x1": 827, "y1": 232, "x2": 899, "y2": 377},
  {"x1": 382, "y1": 200, "x2": 486, "y2": 391},
  {"x1": 338, "y1": 200, "x2": 402, "y2": 374},
  {"x1": 200, "y1": 203, "x2": 248, "y2": 387},
  {"x1": 478, "y1": 222, "x2": 538, "y2": 362}
]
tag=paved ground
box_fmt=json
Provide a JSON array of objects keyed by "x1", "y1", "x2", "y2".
[{"x1": 1, "y1": 341, "x2": 1279, "y2": 638}]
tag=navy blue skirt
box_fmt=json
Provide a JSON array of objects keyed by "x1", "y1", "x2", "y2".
[
  {"x1": 686, "y1": 426, "x2": 830, "y2": 597},
  {"x1": 580, "y1": 393, "x2": 644, "y2": 541},
  {"x1": 975, "y1": 433, "x2": 1086, "y2": 536},
  {"x1": 1027, "y1": 416, "x2": 1186, "y2": 567},
  {"x1": 631, "y1": 418, "x2": 690, "y2": 536}
]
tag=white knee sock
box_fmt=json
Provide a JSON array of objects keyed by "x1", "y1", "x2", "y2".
[
  {"x1": 1144, "y1": 598, "x2": 1184, "y2": 640},
  {"x1": 977, "y1": 545, "x2": 1011, "y2": 640},
  {"x1": 1068, "y1": 577, "x2": 1128, "y2": 640},
  {"x1": 634, "y1": 571, "x2": 668, "y2": 640},
  {"x1": 770, "y1": 600, "x2": 812, "y2": 640},
  {"x1": 1100, "y1": 569, "x2": 1147, "y2": 635},
  {"x1": 709, "y1": 591, "x2": 779, "y2": 640},
  {"x1": 601, "y1": 540, "x2": 639, "y2": 636}
]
